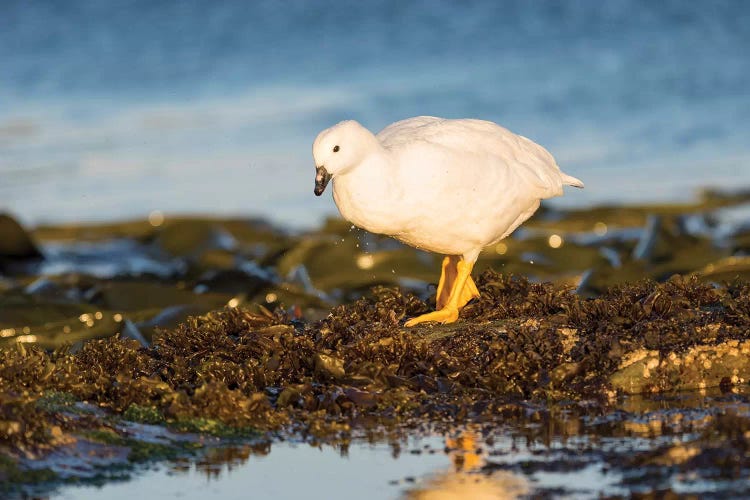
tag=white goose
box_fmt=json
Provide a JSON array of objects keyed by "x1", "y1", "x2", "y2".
[{"x1": 312, "y1": 116, "x2": 583, "y2": 326}]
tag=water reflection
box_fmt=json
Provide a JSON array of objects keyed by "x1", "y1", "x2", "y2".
[
  {"x1": 45, "y1": 390, "x2": 750, "y2": 499},
  {"x1": 404, "y1": 471, "x2": 528, "y2": 500},
  {"x1": 402, "y1": 430, "x2": 529, "y2": 500},
  {"x1": 190, "y1": 441, "x2": 272, "y2": 480}
]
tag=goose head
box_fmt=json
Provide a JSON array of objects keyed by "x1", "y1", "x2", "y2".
[{"x1": 312, "y1": 120, "x2": 377, "y2": 196}]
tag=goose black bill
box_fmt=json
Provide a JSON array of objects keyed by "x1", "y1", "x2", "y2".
[{"x1": 314, "y1": 166, "x2": 332, "y2": 196}]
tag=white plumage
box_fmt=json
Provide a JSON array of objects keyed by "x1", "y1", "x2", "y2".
[{"x1": 312, "y1": 116, "x2": 583, "y2": 326}]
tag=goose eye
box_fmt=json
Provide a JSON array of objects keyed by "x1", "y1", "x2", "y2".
[{"x1": 333, "y1": 145, "x2": 340, "y2": 152}]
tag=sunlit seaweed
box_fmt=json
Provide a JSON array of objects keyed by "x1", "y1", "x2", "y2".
[{"x1": 2, "y1": 274, "x2": 750, "y2": 460}]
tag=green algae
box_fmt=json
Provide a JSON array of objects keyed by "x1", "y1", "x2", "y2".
[
  {"x1": 84, "y1": 430, "x2": 188, "y2": 463},
  {"x1": 35, "y1": 391, "x2": 78, "y2": 413},
  {"x1": 122, "y1": 404, "x2": 165, "y2": 425},
  {"x1": 168, "y1": 418, "x2": 259, "y2": 439}
]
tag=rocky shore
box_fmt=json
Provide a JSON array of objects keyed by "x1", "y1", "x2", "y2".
[{"x1": 2, "y1": 189, "x2": 750, "y2": 497}]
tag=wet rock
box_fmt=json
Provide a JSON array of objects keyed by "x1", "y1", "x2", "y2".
[
  {"x1": 695, "y1": 256, "x2": 750, "y2": 283},
  {"x1": 612, "y1": 338, "x2": 750, "y2": 394},
  {"x1": 610, "y1": 349, "x2": 661, "y2": 394},
  {"x1": 196, "y1": 248, "x2": 237, "y2": 270},
  {"x1": 0, "y1": 292, "x2": 106, "y2": 337},
  {"x1": 276, "y1": 234, "x2": 436, "y2": 296},
  {"x1": 91, "y1": 281, "x2": 230, "y2": 311},
  {"x1": 195, "y1": 269, "x2": 272, "y2": 296},
  {"x1": 153, "y1": 220, "x2": 238, "y2": 258},
  {"x1": 0, "y1": 214, "x2": 42, "y2": 261},
  {"x1": 39, "y1": 239, "x2": 183, "y2": 279},
  {"x1": 33, "y1": 218, "x2": 158, "y2": 242}
]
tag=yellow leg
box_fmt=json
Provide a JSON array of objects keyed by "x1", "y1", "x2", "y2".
[
  {"x1": 435, "y1": 256, "x2": 479, "y2": 310},
  {"x1": 406, "y1": 258, "x2": 477, "y2": 327},
  {"x1": 456, "y1": 270, "x2": 480, "y2": 309},
  {"x1": 466, "y1": 272, "x2": 480, "y2": 297},
  {"x1": 436, "y1": 256, "x2": 458, "y2": 309}
]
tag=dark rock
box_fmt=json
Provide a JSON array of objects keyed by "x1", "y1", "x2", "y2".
[
  {"x1": 195, "y1": 269, "x2": 272, "y2": 295},
  {"x1": 91, "y1": 281, "x2": 230, "y2": 311},
  {"x1": 152, "y1": 221, "x2": 237, "y2": 258},
  {"x1": 0, "y1": 214, "x2": 42, "y2": 260}
]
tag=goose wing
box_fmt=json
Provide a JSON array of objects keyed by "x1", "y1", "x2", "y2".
[{"x1": 377, "y1": 116, "x2": 572, "y2": 198}]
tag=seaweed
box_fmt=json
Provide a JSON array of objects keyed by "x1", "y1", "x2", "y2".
[{"x1": 2, "y1": 272, "x2": 750, "y2": 462}]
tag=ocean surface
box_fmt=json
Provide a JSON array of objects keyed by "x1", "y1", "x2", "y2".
[{"x1": 2, "y1": 0, "x2": 749, "y2": 229}]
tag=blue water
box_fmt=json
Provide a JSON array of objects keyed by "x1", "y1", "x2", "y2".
[{"x1": 2, "y1": 0, "x2": 749, "y2": 228}]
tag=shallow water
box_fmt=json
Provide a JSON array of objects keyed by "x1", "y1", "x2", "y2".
[
  {"x1": 54, "y1": 437, "x2": 617, "y2": 500},
  {"x1": 38, "y1": 430, "x2": 620, "y2": 499},
  {"x1": 48, "y1": 391, "x2": 750, "y2": 499},
  {"x1": 56, "y1": 438, "x2": 456, "y2": 500},
  {"x1": 2, "y1": 0, "x2": 750, "y2": 228}
]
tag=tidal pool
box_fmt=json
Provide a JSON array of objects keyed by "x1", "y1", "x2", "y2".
[
  {"x1": 53, "y1": 432, "x2": 605, "y2": 499},
  {"x1": 45, "y1": 390, "x2": 750, "y2": 499}
]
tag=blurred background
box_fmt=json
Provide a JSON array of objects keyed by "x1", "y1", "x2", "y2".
[{"x1": 2, "y1": 0, "x2": 749, "y2": 229}]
